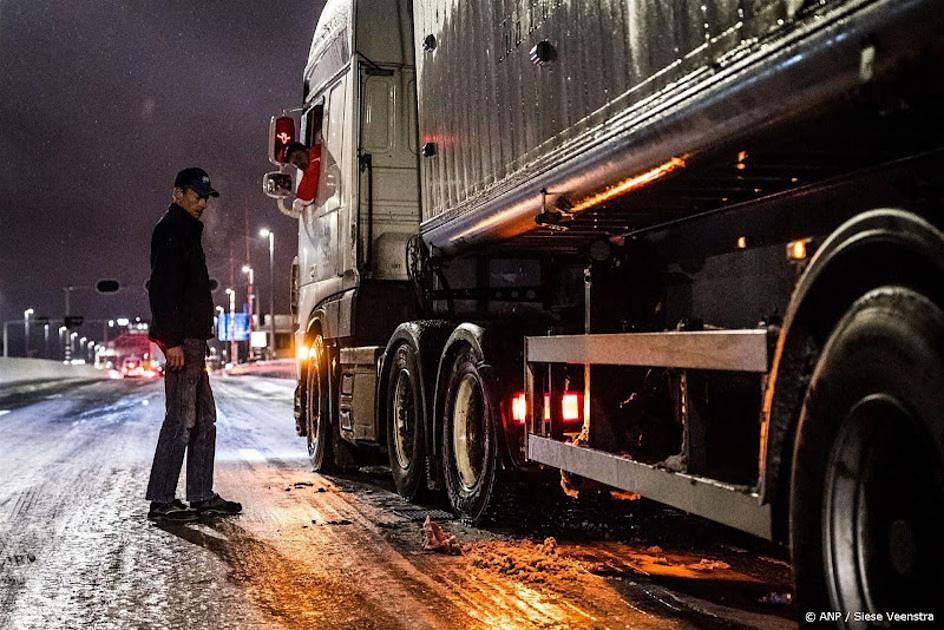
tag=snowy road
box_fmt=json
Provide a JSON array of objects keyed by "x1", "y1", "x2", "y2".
[{"x1": 0, "y1": 376, "x2": 797, "y2": 629}]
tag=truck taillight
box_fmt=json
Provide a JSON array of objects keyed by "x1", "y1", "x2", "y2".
[
  {"x1": 561, "y1": 392, "x2": 582, "y2": 422},
  {"x1": 512, "y1": 392, "x2": 527, "y2": 424},
  {"x1": 511, "y1": 392, "x2": 581, "y2": 424}
]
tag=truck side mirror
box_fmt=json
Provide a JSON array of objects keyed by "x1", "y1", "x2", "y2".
[
  {"x1": 268, "y1": 115, "x2": 297, "y2": 165},
  {"x1": 262, "y1": 171, "x2": 294, "y2": 199}
]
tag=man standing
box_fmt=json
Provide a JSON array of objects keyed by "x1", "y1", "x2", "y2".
[{"x1": 145, "y1": 167, "x2": 241, "y2": 521}]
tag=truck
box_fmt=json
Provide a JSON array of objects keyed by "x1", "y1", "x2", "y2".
[
  {"x1": 99, "y1": 330, "x2": 164, "y2": 379},
  {"x1": 262, "y1": 0, "x2": 944, "y2": 619}
]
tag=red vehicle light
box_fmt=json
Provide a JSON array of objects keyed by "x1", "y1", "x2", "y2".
[
  {"x1": 561, "y1": 392, "x2": 582, "y2": 422},
  {"x1": 270, "y1": 115, "x2": 297, "y2": 164},
  {"x1": 510, "y1": 392, "x2": 582, "y2": 424},
  {"x1": 511, "y1": 392, "x2": 527, "y2": 424}
]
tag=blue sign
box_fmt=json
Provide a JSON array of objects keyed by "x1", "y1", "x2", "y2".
[{"x1": 217, "y1": 313, "x2": 250, "y2": 342}]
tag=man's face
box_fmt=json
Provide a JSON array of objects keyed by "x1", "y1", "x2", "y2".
[
  {"x1": 286, "y1": 148, "x2": 308, "y2": 171},
  {"x1": 175, "y1": 187, "x2": 208, "y2": 219}
]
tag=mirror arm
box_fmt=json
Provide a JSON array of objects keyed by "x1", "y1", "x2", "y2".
[{"x1": 277, "y1": 197, "x2": 300, "y2": 219}]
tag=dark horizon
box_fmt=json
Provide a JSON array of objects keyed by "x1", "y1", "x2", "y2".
[{"x1": 0, "y1": 2, "x2": 325, "y2": 354}]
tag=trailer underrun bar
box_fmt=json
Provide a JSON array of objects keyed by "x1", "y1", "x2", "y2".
[{"x1": 524, "y1": 329, "x2": 774, "y2": 540}]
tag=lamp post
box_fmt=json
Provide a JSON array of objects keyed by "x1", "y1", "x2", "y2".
[
  {"x1": 259, "y1": 228, "x2": 275, "y2": 359},
  {"x1": 24, "y1": 308, "x2": 34, "y2": 358},
  {"x1": 225, "y1": 288, "x2": 237, "y2": 365},
  {"x1": 242, "y1": 264, "x2": 255, "y2": 359},
  {"x1": 214, "y1": 306, "x2": 225, "y2": 362},
  {"x1": 58, "y1": 326, "x2": 67, "y2": 361},
  {"x1": 43, "y1": 323, "x2": 50, "y2": 358},
  {"x1": 70, "y1": 332, "x2": 78, "y2": 360}
]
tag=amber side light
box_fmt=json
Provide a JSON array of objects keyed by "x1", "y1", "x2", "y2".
[{"x1": 788, "y1": 238, "x2": 810, "y2": 261}]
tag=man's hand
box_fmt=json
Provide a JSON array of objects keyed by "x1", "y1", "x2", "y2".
[{"x1": 165, "y1": 346, "x2": 185, "y2": 370}]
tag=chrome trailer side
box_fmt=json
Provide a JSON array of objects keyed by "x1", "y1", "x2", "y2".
[{"x1": 412, "y1": 0, "x2": 944, "y2": 254}]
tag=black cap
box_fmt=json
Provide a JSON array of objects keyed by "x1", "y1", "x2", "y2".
[{"x1": 174, "y1": 167, "x2": 220, "y2": 198}]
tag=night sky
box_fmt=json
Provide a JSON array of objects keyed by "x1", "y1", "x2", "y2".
[{"x1": 0, "y1": 1, "x2": 324, "y2": 353}]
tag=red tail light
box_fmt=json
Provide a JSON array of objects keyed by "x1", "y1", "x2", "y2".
[
  {"x1": 510, "y1": 391, "x2": 583, "y2": 424},
  {"x1": 511, "y1": 392, "x2": 527, "y2": 424},
  {"x1": 561, "y1": 391, "x2": 583, "y2": 422}
]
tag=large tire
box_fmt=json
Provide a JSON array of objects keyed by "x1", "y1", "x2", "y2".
[
  {"x1": 386, "y1": 342, "x2": 427, "y2": 500},
  {"x1": 790, "y1": 287, "x2": 944, "y2": 623},
  {"x1": 441, "y1": 345, "x2": 500, "y2": 524},
  {"x1": 305, "y1": 334, "x2": 335, "y2": 472}
]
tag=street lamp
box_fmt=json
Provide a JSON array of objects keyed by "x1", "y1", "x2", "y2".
[
  {"x1": 241, "y1": 265, "x2": 256, "y2": 359},
  {"x1": 70, "y1": 332, "x2": 78, "y2": 360},
  {"x1": 259, "y1": 228, "x2": 275, "y2": 358},
  {"x1": 58, "y1": 326, "x2": 67, "y2": 361},
  {"x1": 225, "y1": 287, "x2": 237, "y2": 365},
  {"x1": 24, "y1": 308, "x2": 34, "y2": 358}
]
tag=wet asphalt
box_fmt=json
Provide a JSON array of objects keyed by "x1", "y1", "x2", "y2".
[{"x1": 0, "y1": 376, "x2": 797, "y2": 629}]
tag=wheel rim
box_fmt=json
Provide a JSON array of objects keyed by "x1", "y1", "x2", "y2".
[
  {"x1": 452, "y1": 373, "x2": 484, "y2": 489},
  {"x1": 306, "y1": 336, "x2": 325, "y2": 458},
  {"x1": 392, "y1": 368, "x2": 416, "y2": 470},
  {"x1": 824, "y1": 394, "x2": 943, "y2": 613}
]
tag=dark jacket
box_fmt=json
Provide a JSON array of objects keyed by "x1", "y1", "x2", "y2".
[{"x1": 148, "y1": 204, "x2": 214, "y2": 349}]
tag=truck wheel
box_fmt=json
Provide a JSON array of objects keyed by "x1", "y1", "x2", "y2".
[
  {"x1": 386, "y1": 342, "x2": 427, "y2": 500},
  {"x1": 442, "y1": 346, "x2": 499, "y2": 524},
  {"x1": 305, "y1": 334, "x2": 335, "y2": 472},
  {"x1": 790, "y1": 287, "x2": 944, "y2": 619}
]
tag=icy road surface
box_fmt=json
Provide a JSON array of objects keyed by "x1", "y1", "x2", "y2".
[{"x1": 0, "y1": 377, "x2": 797, "y2": 629}]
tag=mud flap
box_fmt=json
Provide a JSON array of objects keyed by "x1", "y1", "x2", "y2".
[{"x1": 294, "y1": 380, "x2": 306, "y2": 436}]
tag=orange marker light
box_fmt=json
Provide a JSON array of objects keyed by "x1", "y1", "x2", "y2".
[{"x1": 788, "y1": 239, "x2": 809, "y2": 261}]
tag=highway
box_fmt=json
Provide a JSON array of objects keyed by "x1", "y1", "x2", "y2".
[{"x1": 0, "y1": 376, "x2": 797, "y2": 629}]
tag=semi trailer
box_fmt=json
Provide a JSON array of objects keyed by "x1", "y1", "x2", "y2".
[{"x1": 262, "y1": 0, "x2": 944, "y2": 619}]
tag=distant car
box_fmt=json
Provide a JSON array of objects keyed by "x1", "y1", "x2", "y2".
[{"x1": 121, "y1": 356, "x2": 161, "y2": 379}]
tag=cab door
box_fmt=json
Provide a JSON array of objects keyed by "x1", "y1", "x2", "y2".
[{"x1": 357, "y1": 64, "x2": 420, "y2": 280}]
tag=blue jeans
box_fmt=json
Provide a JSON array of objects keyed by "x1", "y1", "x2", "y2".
[{"x1": 145, "y1": 339, "x2": 216, "y2": 504}]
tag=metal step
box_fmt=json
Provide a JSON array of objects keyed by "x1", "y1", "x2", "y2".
[
  {"x1": 527, "y1": 435, "x2": 773, "y2": 540},
  {"x1": 525, "y1": 329, "x2": 771, "y2": 372}
]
